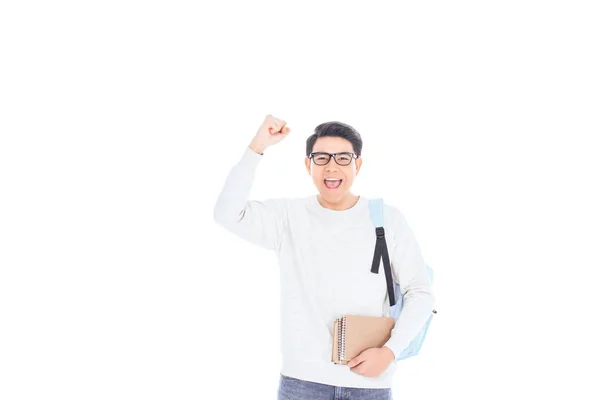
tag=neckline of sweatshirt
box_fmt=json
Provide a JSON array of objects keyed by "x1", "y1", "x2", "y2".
[{"x1": 309, "y1": 193, "x2": 368, "y2": 218}]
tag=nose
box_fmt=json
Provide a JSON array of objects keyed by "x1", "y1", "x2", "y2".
[{"x1": 325, "y1": 159, "x2": 339, "y2": 172}]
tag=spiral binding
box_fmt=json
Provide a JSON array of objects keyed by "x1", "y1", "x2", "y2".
[{"x1": 339, "y1": 315, "x2": 346, "y2": 361}]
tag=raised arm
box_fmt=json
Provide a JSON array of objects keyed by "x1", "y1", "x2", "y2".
[{"x1": 213, "y1": 115, "x2": 292, "y2": 251}]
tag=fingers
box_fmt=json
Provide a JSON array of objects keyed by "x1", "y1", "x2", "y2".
[
  {"x1": 351, "y1": 362, "x2": 377, "y2": 378},
  {"x1": 271, "y1": 120, "x2": 285, "y2": 133},
  {"x1": 278, "y1": 121, "x2": 288, "y2": 133},
  {"x1": 265, "y1": 114, "x2": 288, "y2": 134},
  {"x1": 347, "y1": 355, "x2": 364, "y2": 368},
  {"x1": 268, "y1": 123, "x2": 290, "y2": 135},
  {"x1": 350, "y1": 363, "x2": 366, "y2": 376}
]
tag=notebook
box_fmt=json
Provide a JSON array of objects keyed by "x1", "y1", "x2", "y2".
[{"x1": 331, "y1": 314, "x2": 396, "y2": 364}]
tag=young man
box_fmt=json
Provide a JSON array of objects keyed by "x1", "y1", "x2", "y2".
[{"x1": 213, "y1": 114, "x2": 435, "y2": 399}]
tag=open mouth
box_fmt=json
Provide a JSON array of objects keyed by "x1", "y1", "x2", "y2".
[{"x1": 324, "y1": 178, "x2": 343, "y2": 189}]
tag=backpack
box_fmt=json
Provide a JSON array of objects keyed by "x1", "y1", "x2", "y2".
[{"x1": 368, "y1": 198, "x2": 436, "y2": 361}]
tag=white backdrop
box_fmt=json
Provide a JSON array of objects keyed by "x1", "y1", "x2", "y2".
[{"x1": 1, "y1": 1, "x2": 599, "y2": 399}]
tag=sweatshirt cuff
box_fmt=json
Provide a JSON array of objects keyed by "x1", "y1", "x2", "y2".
[
  {"x1": 241, "y1": 146, "x2": 264, "y2": 166},
  {"x1": 383, "y1": 335, "x2": 406, "y2": 360}
]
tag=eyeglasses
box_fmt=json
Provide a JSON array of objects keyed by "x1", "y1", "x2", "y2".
[{"x1": 308, "y1": 152, "x2": 358, "y2": 166}]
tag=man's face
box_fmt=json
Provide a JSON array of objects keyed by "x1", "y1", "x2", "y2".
[{"x1": 304, "y1": 136, "x2": 362, "y2": 203}]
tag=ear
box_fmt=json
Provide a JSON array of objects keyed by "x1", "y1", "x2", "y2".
[
  {"x1": 355, "y1": 157, "x2": 362, "y2": 175},
  {"x1": 305, "y1": 157, "x2": 311, "y2": 175}
]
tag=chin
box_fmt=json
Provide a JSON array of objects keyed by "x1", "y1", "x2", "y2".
[{"x1": 319, "y1": 189, "x2": 346, "y2": 200}]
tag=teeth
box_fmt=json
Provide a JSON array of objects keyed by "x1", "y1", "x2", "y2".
[{"x1": 325, "y1": 178, "x2": 341, "y2": 181}]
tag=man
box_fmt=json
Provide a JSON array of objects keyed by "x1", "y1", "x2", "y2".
[{"x1": 213, "y1": 114, "x2": 434, "y2": 399}]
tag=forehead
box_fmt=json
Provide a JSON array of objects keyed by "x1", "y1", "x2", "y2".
[{"x1": 312, "y1": 137, "x2": 354, "y2": 153}]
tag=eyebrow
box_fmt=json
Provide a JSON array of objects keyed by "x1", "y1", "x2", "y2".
[{"x1": 313, "y1": 151, "x2": 353, "y2": 153}]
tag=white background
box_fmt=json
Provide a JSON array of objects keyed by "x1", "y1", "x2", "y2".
[{"x1": 1, "y1": 1, "x2": 599, "y2": 399}]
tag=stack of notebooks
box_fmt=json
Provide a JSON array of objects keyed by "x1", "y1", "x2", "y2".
[{"x1": 331, "y1": 314, "x2": 395, "y2": 364}]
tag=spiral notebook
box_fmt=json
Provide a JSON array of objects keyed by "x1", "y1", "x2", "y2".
[{"x1": 331, "y1": 314, "x2": 396, "y2": 364}]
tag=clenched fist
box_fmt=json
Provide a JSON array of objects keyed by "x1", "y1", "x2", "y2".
[{"x1": 249, "y1": 114, "x2": 291, "y2": 154}]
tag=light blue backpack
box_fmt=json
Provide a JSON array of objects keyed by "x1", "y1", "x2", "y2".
[{"x1": 368, "y1": 198, "x2": 436, "y2": 361}]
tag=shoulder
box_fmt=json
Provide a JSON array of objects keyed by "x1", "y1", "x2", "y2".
[
  {"x1": 383, "y1": 203, "x2": 407, "y2": 227},
  {"x1": 381, "y1": 203, "x2": 417, "y2": 248},
  {"x1": 362, "y1": 197, "x2": 407, "y2": 229}
]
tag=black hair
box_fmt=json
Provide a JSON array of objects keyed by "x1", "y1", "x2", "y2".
[{"x1": 305, "y1": 121, "x2": 363, "y2": 157}]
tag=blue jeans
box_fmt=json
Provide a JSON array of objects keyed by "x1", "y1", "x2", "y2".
[{"x1": 277, "y1": 374, "x2": 393, "y2": 400}]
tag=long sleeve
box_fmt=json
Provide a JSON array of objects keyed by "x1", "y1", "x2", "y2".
[
  {"x1": 212, "y1": 146, "x2": 288, "y2": 252},
  {"x1": 383, "y1": 211, "x2": 435, "y2": 358}
]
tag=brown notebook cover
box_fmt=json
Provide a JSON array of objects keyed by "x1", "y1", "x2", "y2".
[{"x1": 331, "y1": 314, "x2": 395, "y2": 364}]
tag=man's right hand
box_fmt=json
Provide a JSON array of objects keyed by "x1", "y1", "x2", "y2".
[{"x1": 249, "y1": 114, "x2": 291, "y2": 154}]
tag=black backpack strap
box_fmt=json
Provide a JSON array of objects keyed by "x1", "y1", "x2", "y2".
[{"x1": 371, "y1": 226, "x2": 396, "y2": 307}]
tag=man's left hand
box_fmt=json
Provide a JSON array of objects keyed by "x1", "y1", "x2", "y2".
[{"x1": 346, "y1": 346, "x2": 395, "y2": 378}]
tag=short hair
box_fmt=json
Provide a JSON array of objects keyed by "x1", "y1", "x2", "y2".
[{"x1": 305, "y1": 121, "x2": 363, "y2": 157}]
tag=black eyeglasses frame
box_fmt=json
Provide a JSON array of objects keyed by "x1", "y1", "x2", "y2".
[{"x1": 308, "y1": 152, "x2": 359, "y2": 166}]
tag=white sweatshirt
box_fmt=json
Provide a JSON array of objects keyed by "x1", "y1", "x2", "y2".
[{"x1": 213, "y1": 146, "x2": 435, "y2": 389}]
